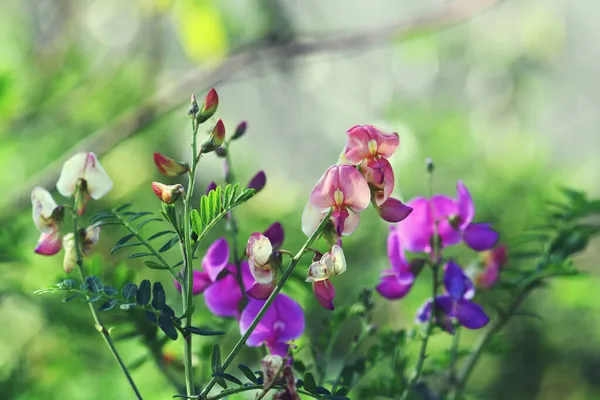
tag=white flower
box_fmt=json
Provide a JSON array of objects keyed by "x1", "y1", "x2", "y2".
[
  {"x1": 56, "y1": 152, "x2": 112, "y2": 199},
  {"x1": 31, "y1": 187, "x2": 59, "y2": 233}
]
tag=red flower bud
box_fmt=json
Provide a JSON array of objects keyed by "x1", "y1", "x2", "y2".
[
  {"x1": 201, "y1": 119, "x2": 226, "y2": 153},
  {"x1": 152, "y1": 182, "x2": 184, "y2": 204},
  {"x1": 153, "y1": 153, "x2": 189, "y2": 177},
  {"x1": 197, "y1": 88, "x2": 219, "y2": 123}
]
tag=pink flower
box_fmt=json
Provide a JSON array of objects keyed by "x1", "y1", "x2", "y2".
[
  {"x1": 305, "y1": 165, "x2": 370, "y2": 237},
  {"x1": 306, "y1": 245, "x2": 346, "y2": 310},
  {"x1": 31, "y1": 187, "x2": 62, "y2": 256},
  {"x1": 475, "y1": 245, "x2": 507, "y2": 289},
  {"x1": 56, "y1": 152, "x2": 113, "y2": 215},
  {"x1": 396, "y1": 181, "x2": 499, "y2": 253},
  {"x1": 343, "y1": 125, "x2": 399, "y2": 206}
]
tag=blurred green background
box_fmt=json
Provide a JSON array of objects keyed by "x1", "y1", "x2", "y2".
[{"x1": 1, "y1": 0, "x2": 599, "y2": 399}]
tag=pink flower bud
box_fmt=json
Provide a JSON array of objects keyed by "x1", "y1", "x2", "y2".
[
  {"x1": 152, "y1": 182, "x2": 183, "y2": 204},
  {"x1": 153, "y1": 153, "x2": 190, "y2": 177},
  {"x1": 231, "y1": 121, "x2": 247, "y2": 141},
  {"x1": 246, "y1": 170, "x2": 266, "y2": 193},
  {"x1": 197, "y1": 88, "x2": 219, "y2": 123}
]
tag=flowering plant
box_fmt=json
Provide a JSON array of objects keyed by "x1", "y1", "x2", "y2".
[{"x1": 32, "y1": 90, "x2": 600, "y2": 400}]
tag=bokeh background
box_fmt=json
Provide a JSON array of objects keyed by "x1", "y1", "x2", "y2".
[{"x1": 1, "y1": 0, "x2": 599, "y2": 399}]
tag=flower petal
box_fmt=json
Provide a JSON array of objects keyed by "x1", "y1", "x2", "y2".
[
  {"x1": 205, "y1": 181, "x2": 218, "y2": 195},
  {"x1": 34, "y1": 231, "x2": 62, "y2": 256},
  {"x1": 330, "y1": 245, "x2": 346, "y2": 276},
  {"x1": 204, "y1": 274, "x2": 243, "y2": 317},
  {"x1": 364, "y1": 125, "x2": 399, "y2": 159},
  {"x1": 454, "y1": 299, "x2": 490, "y2": 329},
  {"x1": 387, "y1": 225, "x2": 410, "y2": 275},
  {"x1": 364, "y1": 158, "x2": 395, "y2": 206},
  {"x1": 443, "y1": 260, "x2": 469, "y2": 300},
  {"x1": 415, "y1": 299, "x2": 432, "y2": 324},
  {"x1": 378, "y1": 197, "x2": 413, "y2": 223},
  {"x1": 309, "y1": 166, "x2": 339, "y2": 211},
  {"x1": 240, "y1": 298, "x2": 277, "y2": 346},
  {"x1": 301, "y1": 201, "x2": 325, "y2": 237},
  {"x1": 313, "y1": 280, "x2": 336, "y2": 310},
  {"x1": 344, "y1": 126, "x2": 373, "y2": 164},
  {"x1": 173, "y1": 270, "x2": 212, "y2": 295},
  {"x1": 56, "y1": 152, "x2": 87, "y2": 197},
  {"x1": 247, "y1": 171, "x2": 267, "y2": 193},
  {"x1": 431, "y1": 195, "x2": 461, "y2": 248},
  {"x1": 249, "y1": 257, "x2": 273, "y2": 284},
  {"x1": 263, "y1": 222, "x2": 285, "y2": 250},
  {"x1": 202, "y1": 238, "x2": 230, "y2": 282},
  {"x1": 463, "y1": 223, "x2": 500, "y2": 252},
  {"x1": 247, "y1": 281, "x2": 275, "y2": 300},
  {"x1": 83, "y1": 153, "x2": 113, "y2": 200},
  {"x1": 338, "y1": 165, "x2": 370, "y2": 211},
  {"x1": 395, "y1": 197, "x2": 435, "y2": 253},
  {"x1": 456, "y1": 181, "x2": 475, "y2": 229},
  {"x1": 246, "y1": 233, "x2": 273, "y2": 266},
  {"x1": 341, "y1": 209, "x2": 360, "y2": 236},
  {"x1": 376, "y1": 272, "x2": 413, "y2": 300},
  {"x1": 266, "y1": 341, "x2": 290, "y2": 358},
  {"x1": 31, "y1": 187, "x2": 59, "y2": 233},
  {"x1": 271, "y1": 293, "x2": 305, "y2": 342}
]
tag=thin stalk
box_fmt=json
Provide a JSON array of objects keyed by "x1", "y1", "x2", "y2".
[
  {"x1": 202, "y1": 385, "x2": 321, "y2": 400},
  {"x1": 71, "y1": 209, "x2": 143, "y2": 400},
  {"x1": 331, "y1": 321, "x2": 369, "y2": 393},
  {"x1": 198, "y1": 209, "x2": 333, "y2": 398},
  {"x1": 449, "y1": 325, "x2": 461, "y2": 385}
]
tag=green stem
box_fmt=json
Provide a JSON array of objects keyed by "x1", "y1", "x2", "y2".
[
  {"x1": 449, "y1": 325, "x2": 461, "y2": 388},
  {"x1": 202, "y1": 384, "x2": 321, "y2": 400},
  {"x1": 198, "y1": 209, "x2": 334, "y2": 398},
  {"x1": 331, "y1": 320, "x2": 369, "y2": 393},
  {"x1": 71, "y1": 210, "x2": 143, "y2": 400}
]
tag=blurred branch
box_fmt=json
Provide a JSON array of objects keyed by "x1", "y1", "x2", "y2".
[{"x1": 1, "y1": 0, "x2": 502, "y2": 222}]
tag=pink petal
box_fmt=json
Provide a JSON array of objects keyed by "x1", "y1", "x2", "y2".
[
  {"x1": 202, "y1": 238, "x2": 230, "y2": 282},
  {"x1": 309, "y1": 166, "x2": 338, "y2": 211},
  {"x1": 431, "y1": 195, "x2": 462, "y2": 248},
  {"x1": 266, "y1": 341, "x2": 289, "y2": 358},
  {"x1": 313, "y1": 280, "x2": 336, "y2": 310},
  {"x1": 338, "y1": 165, "x2": 370, "y2": 211},
  {"x1": 247, "y1": 281, "x2": 275, "y2": 300},
  {"x1": 56, "y1": 152, "x2": 87, "y2": 197},
  {"x1": 341, "y1": 209, "x2": 360, "y2": 236},
  {"x1": 378, "y1": 197, "x2": 413, "y2": 223},
  {"x1": 364, "y1": 125, "x2": 399, "y2": 159},
  {"x1": 344, "y1": 126, "x2": 373, "y2": 164},
  {"x1": 387, "y1": 226, "x2": 410, "y2": 275},
  {"x1": 83, "y1": 153, "x2": 113, "y2": 200},
  {"x1": 362, "y1": 158, "x2": 395, "y2": 206},
  {"x1": 456, "y1": 181, "x2": 474, "y2": 229},
  {"x1": 34, "y1": 231, "x2": 62, "y2": 256},
  {"x1": 376, "y1": 273, "x2": 413, "y2": 300},
  {"x1": 395, "y1": 197, "x2": 435, "y2": 253}
]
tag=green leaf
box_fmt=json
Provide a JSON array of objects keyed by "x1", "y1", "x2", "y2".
[
  {"x1": 185, "y1": 326, "x2": 225, "y2": 336},
  {"x1": 238, "y1": 364, "x2": 258, "y2": 383},
  {"x1": 127, "y1": 253, "x2": 154, "y2": 260},
  {"x1": 103, "y1": 286, "x2": 119, "y2": 296},
  {"x1": 212, "y1": 372, "x2": 242, "y2": 386},
  {"x1": 110, "y1": 241, "x2": 144, "y2": 255},
  {"x1": 62, "y1": 294, "x2": 82, "y2": 302},
  {"x1": 303, "y1": 372, "x2": 317, "y2": 393},
  {"x1": 190, "y1": 209, "x2": 202, "y2": 235},
  {"x1": 128, "y1": 212, "x2": 153, "y2": 223},
  {"x1": 211, "y1": 344, "x2": 221, "y2": 374},
  {"x1": 159, "y1": 236, "x2": 179, "y2": 253},
  {"x1": 120, "y1": 303, "x2": 137, "y2": 310},
  {"x1": 88, "y1": 295, "x2": 103, "y2": 302},
  {"x1": 115, "y1": 203, "x2": 133, "y2": 213},
  {"x1": 135, "y1": 218, "x2": 163, "y2": 231},
  {"x1": 63, "y1": 279, "x2": 78, "y2": 289},
  {"x1": 151, "y1": 282, "x2": 166, "y2": 310},
  {"x1": 99, "y1": 299, "x2": 118, "y2": 311},
  {"x1": 143, "y1": 260, "x2": 169, "y2": 270},
  {"x1": 200, "y1": 196, "x2": 211, "y2": 226},
  {"x1": 121, "y1": 283, "x2": 137, "y2": 300},
  {"x1": 147, "y1": 230, "x2": 176, "y2": 241},
  {"x1": 335, "y1": 388, "x2": 349, "y2": 396},
  {"x1": 137, "y1": 280, "x2": 151, "y2": 305},
  {"x1": 115, "y1": 233, "x2": 135, "y2": 247},
  {"x1": 158, "y1": 315, "x2": 178, "y2": 340},
  {"x1": 85, "y1": 276, "x2": 104, "y2": 293}
]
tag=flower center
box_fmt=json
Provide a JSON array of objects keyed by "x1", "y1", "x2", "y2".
[
  {"x1": 333, "y1": 189, "x2": 344, "y2": 206},
  {"x1": 368, "y1": 140, "x2": 378, "y2": 156}
]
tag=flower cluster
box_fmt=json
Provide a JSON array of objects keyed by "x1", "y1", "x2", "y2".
[
  {"x1": 301, "y1": 125, "x2": 412, "y2": 309},
  {"x1": 31, "y1": 152, "x2": 112, "y2": 272},
  {"x1": 377, "y1": 180, "x2": 505, "y2": 333}
]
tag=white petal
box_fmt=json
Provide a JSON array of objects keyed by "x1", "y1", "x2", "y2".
[
  {"x1": 330, "y1": 245, "x2": 346, "y2": 276},
  {"x1": 306, "y1": 259, "x2": 329, "y2": 282},
  {"x1": 249, "y1": 257, "x2": 273, "y2": 284},
  {"x1": 56, "y1": 153, "x2": 88, "y2": 197},
  {"x1": 83, "y1": 153, "x2": 113, "y2": 199},
  {"x1": 301, "y1": 201, "x2": 325, "y2": 237},
  {"x1": 252, "y1": 235, "x2": 273, "y2": 266},
  {"x1": 31, "y1": 187, "x2": 58, "y2": 233}
]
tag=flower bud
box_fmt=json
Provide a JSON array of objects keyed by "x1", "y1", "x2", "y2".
[
  {"x1": 205, "y1": 181, "x2": 217, "y2": 195},
  {"x1": 152, "y1": 182, "x2": 184, "y2": 204},
  {"x1": 63, "y1": 233, "x2": 77, "y2": 273},
  {"x1": 425, "y1": 157, "x2": 434, "y2": 173},
  {"x1": 231, "y1": 121, "x2": 247, "y2": 141},
  {"x1": 196, "y1": 88, "x2": 219, "y2": 124},
  {"x1": 153, "y1": 153, "x2": 189, "y2": 177},
  {"x1": 214, "y1": 147, "x2": 227, "y2": 158},
  {"x1": 246, "y1": 170, "x2": 266, "y2": 193},
  {"x1": 201, "y1": 119, "x2": 226, "y2": 153},
  {"x1": 188, "y1": 94, "x2": 199, "y2": 119}
]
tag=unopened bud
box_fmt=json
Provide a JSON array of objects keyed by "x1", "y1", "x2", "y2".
[
  {"x1": 231, "y1": 121, "x2": 247, "y2": 141},
  {"x1": 215, "y1": 147, "x2": 227, "y2": 158},
  {"x1": 153, "y1": 153, "x2": 189, "y2": 177},
  {"x1": 246, "y1": 170, "x2": 266, "y2": 193},
  {"x1": 196, "y1": 88, "x2": 219, "y2": 123},
  {"x1": 425, "y1": 157, "x2": 434, "y2": 173},
  {"x1": 152, "y1": 182, "x2": 184, "y2": 204},
  {"x1": 62, "y1": 233, "x2": 76, "y2": 273},
  {"x1": 205, "y1": 181, "x2": 217, "y2": 195},
  {"x1": 350, "y1": 303, "x2": 366, "y2": 316},
  {"x1": 201, "y1": 119, "x2": 226, "y2": 153},
  {"x1": 188, "y1": 94, "x2": 199, "y2": 119}
]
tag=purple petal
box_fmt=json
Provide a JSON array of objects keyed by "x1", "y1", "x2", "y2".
[
  {"x1": 454, "y1": 299, "x2": 490, "y2": 329},
  {"x1": 395, "y1": 197, "x2": 434, "y2": 253},
  {"x1": 376, "y1": 272, "x2": 414, "y2": 300},
  {"x1": 240, "y1": 298, "x2": 278, "y2": 346},
  {"x1": 202, "y1": 238, "x2": 230, "y2": 282},
  {"x1": 463, "y1": 223, "x2": 500, "y2": 252},
  {"x1": 435, "y1": 296, "x2": 457, "y2": 333},
  {"x1": 387, "y1": 225, "x2": 410, "y2": 275},
  {"x1": 204, "y1": 274, "x2": 243, "y2": 317},
  {"x1": 377, "y1": 197, "x2": 413, "y2": 223},
  {"x1": 205, "y1": 181, "x2": 217, "y2": 196},
  {"x1": 240, "y1": 261, "x2": 255, "y2": 290},
  {"x1": 266, "y1": 340, "x2": 290, "y2": 358},
  {"x1": 173, "y1": 270, "x2": 212, "y2": 296},
  {"x1": 263, "y1": 222, "x2": 285, "y2": 250},
  {"x1": 456, "y1": 181, "x2": 475, "y2": 229},
  {"x1": 431, "y1": 195, "x2": 462, "y2": 248},
  {"x1": 271, "y1": 294, "x2": 305, "y2": 342},
  {"x1": 246, "y1": 170, "x2": 267, "y2": 193},
  {"x1": 313, "y1": 280, "x2": 336, "y2": 310},
  {"x1": 247, "y1": 281, "x2": 275, "y2": 300},
  {"x1": 415, "y1": 299, "x2": 432, "y2": 324},
  {"x1": 443, "y1": 260, "x2": 468, "y2": 300}
]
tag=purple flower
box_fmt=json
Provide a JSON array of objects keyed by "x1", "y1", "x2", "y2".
[
  {"x1": 239, "y1": 293, "x2": 305, "y2": 357},
  {"x1": 263, "y1": 222, "x2": 284, "y2": 250},
  {"x1": 376, "y1": 225, "x2": 415, "y2": 299},
  {"x1": 416, "y1": 261, "x2": 489, "y2": 333},
  {"x1": 396, "y1": 181, "x2": 499, "y2": 253},
  {"x1": 247, "y1": 171, "x2": 267, "y2": 193}
]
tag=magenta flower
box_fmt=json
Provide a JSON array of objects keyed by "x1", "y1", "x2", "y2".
[
  {"x1": 475, "y1": 244, "x2": 507, "y2": 289},
  {"x1": 376, "y1": 226, "x2": 415, "y2": 300},
  {"x1": 305, "y1": 165, "x2": 370, "y2": 237},
  {"x1": 239, "y1": 293, "x2": 305, "y2": 357},
  {"x1": 416, "y1": 261, "x2": 489, "y2": 334},
  {"x1": 343, "y1": 125, "x2": 399, "y2": 206},
  {"x1": 396, "y1": 181, "x2": 499, "y2": 253}
]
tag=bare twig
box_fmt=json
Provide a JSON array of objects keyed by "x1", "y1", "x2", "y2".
[{"x1": 3, "y1": 0, "x2": 502, "y2": 221}]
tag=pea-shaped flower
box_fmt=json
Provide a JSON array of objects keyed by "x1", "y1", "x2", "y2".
[
  {"x1": 306, "y1": 245, "x2": 346, "y2": 310},
  {"x1": 31, "y1": 187, "x2": 62, "y2": 256}
]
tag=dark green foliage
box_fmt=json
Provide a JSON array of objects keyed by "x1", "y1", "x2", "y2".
[{"x1": 136, "y1": 280, "x2": 151, "y2": 305}]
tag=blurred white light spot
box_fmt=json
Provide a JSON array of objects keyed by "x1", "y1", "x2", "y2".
[{"x1": 85, "y1": 0, "x2": 140, "y2": 47}]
